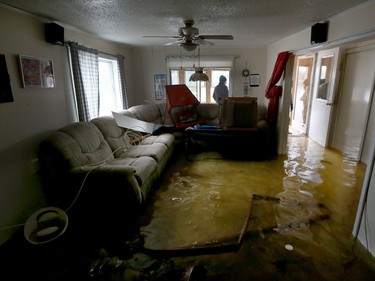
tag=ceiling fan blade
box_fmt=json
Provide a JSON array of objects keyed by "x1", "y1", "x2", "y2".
[
  {"x1": 198, "y1": 35, "x2": 233, "y2": 40},
  {"x1": 165, "y1": 39, "x2": 183, "y2": 46},
  {"x1": 143, "y1": 35, "x2": 180, "y2": 38},
  {"x1": 195, "y1": 38, "x2": 214, "y2": 46}
]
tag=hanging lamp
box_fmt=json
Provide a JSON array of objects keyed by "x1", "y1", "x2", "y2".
[{"x1": 189, "y1": 46, "x2": 209, "y2": 82}]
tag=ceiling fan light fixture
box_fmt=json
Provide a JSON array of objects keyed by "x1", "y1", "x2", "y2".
[
  {"x1": 189, "y1": 67, "x2": 209, "y2": 82},
  {"x1": 180, "y1": 42, "x2": 198, "y2": 52}
]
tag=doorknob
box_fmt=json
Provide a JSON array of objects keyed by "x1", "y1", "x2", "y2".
[{"x1": 326, "y1": 102, "x2": 333, "y2": 106}]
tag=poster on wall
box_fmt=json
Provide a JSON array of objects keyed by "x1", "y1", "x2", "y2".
[
  {"x1": 19, "y1": 55, "x2": 55, "y2": 88},
  {"x1": 0, "y1": 54, "x2": 14, "y2": 103},
  {"x1": 154, "y1": 74, "x2": 166, "y2": 100}
]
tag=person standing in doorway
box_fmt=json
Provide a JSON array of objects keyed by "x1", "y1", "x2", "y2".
[
  {"x1": 300, "y1": 79, "x2": 310, "y2": 124},
  {"x1": 213, "y1": 75, "x2": 229, "y2": 103}
]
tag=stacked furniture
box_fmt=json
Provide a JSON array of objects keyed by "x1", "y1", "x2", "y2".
[{"x1": 186, "y1": 97, "x2": 275, "y2": 159}]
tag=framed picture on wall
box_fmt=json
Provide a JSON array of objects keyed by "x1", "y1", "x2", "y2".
[
  {"x1": 154, "y1": 74, "x2": 166, "y2": 100},
  {"x1": 19, "y1": 55, "x2": 55, "y2": 88},
  {"x1": 250, "y1": 74, "x2": 260, "y2": 87}
]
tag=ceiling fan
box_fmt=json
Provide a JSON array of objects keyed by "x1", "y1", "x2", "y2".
[{"x1": 143, "y1": 20, "x2": 233, "y2": 51}]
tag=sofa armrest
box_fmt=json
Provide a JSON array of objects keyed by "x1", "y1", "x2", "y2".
[
  {"x1": 70, "y1": 164, "x2": 143, "y2": 206},
  {"x1": 67, "y1": 165, "x2": 144, "y2": 234},
  {"x1": 75, "y1": 164, "x2": 136, "y2": 177}
]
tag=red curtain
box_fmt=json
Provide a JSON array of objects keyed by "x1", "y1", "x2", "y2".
[{"x1": 265, "y1": 51, "x2": 291, "y2": 127}]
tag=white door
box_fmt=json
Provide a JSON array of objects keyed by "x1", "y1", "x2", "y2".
[
  {"x1": 333, "y1": 42, "x2": 375, "y2": 163},
  {"x1": 308, "y1": 47, "x2": 341, "y2": 147}
]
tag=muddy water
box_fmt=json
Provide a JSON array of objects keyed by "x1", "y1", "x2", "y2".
[{"x1": 139, "y1": 134, "x2": 374, "y2": 280}]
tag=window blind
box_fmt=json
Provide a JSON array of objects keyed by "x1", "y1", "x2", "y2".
[{"x1": 166, "y1": 55, "x2": 236, "y2": 68}]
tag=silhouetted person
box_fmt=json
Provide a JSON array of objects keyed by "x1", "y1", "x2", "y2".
[{"x1": 213, "y1": 75, "x2": 229, "y2": 103}]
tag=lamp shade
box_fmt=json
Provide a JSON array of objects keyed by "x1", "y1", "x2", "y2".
[{"x1": 189, "y1": 67, "x2": 209, "y2": 82}]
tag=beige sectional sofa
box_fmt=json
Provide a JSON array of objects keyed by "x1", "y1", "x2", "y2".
[
  {"x1": 38, "y1": 126, "x2": 173, "y2": 235},
  {"x1": 117, "y1": 102, "x2": 220, "y2": 127},
  {"x1": 37, "y1": 102, "x2": 219, "y2": 233},
  {"x1": 116, "y1": 102, "x2": 220, "y2": 141}
]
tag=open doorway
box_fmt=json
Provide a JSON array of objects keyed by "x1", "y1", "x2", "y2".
[
  {"x1": 283, "y1": 40, "x2": 375, "y2": 258},
  {"x1": 290, "y1": 55, "x2": 315, "y2": 134}
]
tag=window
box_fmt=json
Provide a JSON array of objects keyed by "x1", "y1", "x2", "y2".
[
  {"x1": 170, "y1": 68, "x2": 230, "y2": 103},
  {"x1": 98, "y1": 57, "x2": 123, "y2": 116},
  {"x1": 67, "y1": 42, "x2": 128, "y2": 122},
  {"x1": 167, "y1": 55, "x2": 234, "y2": 103}
]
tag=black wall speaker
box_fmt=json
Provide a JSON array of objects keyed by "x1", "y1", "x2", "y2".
[
  {"x1": 45, "y1": 23, "x2": 64, "y2": 46},
  {"x1": 311, "y1": 22, "x2": 328, "y2": 45}
]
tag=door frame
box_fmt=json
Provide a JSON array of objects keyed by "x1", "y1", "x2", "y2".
[{"x1": 290, "y1": 54, "x2": 316, "y2": 134}]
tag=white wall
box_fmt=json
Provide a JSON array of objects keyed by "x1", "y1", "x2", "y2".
[
  {"x1": 0, "y1": 6, "x2": 134, "y2": 245},
  {"x1": 267, "y1": 0, "x2": 375, "y2": 257}
]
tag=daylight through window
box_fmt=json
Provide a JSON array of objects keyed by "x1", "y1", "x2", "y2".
[
  {"x1": 170, "y1": 69, "x2": 230, "y2": 103},
  {"x1": 98, "y1": 57, "x2": 123, "y2": 117}
]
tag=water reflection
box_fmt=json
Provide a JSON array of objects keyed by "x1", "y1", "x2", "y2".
[
  {"x1": 137, "y1": 133, "x2": 371, "y2": 279},
  {"x1": 274, "y1": 135, "x2": 325, "y2": 240}
]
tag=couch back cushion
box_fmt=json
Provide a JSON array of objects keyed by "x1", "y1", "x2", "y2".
[
  {"x1": 91, "y1": 116, "x2": 131, "y2": 157},
  {"x1": 127, "y1": 103, "x2": 166, "y2": 124},
  {"x1": 44, "y1": 122, "x2": 114, "y2": 169}
]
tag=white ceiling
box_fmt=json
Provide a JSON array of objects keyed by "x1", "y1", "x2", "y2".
[{"x1": 0, "y1": 0, "x2": 370, "y2": 48}]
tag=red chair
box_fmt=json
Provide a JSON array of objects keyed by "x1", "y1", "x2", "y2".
[{"x1": 166, "y1": 84, "x2": 204, "y2": 129}]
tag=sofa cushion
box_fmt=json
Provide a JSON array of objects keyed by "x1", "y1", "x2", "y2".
[
  {"x1": 119, "y1": 143, "x2": 167, "y2": 163},
  {"x1": 91, "y1": 116, "x2": 135, "y2": 157},
  {"x1": 140, "y1": 134, "x2": 175, "y2": 148},
  {"x1": 110, "y1": 156, "x2": 158, "y2": 187},
  {"x1": 127, "y1": 103, "x2": 165, "y2": 124},
  {"x1": 48, "y1": 122, "x2": 114, "y2": 168}
]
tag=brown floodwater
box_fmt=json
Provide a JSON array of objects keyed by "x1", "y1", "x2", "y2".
[{"x1": 138, "y1": 133, "x2": 375, "y2": 280}]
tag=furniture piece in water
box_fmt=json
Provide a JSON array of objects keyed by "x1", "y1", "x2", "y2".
[
  {"x1": 185, "y1": 97, "x2": 276, "y2": 159},
  {"x1": 185, "y1": 124, "x2": 274, "y2": 160},
  {"x1": 219, "y1": 97, "x2": 258, "y2": 129},
  {"x1": 166, "y1": 84, "x2": 204, "y2": 129},
  {"x1": 38, "y1": 119, "x2": 175, "y2": 237}
]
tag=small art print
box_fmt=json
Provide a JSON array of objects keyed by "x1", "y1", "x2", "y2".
[
  {"x1": 154, "y1": 74, "x2": 166, "y2": 100},
  {"x1": 19, "y1": 55, "x2": 55, "y2": 88}
]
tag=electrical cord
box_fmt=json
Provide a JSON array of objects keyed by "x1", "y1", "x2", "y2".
[{"x1": 65, "y1": 127, "x2": 147, "y2": 212}]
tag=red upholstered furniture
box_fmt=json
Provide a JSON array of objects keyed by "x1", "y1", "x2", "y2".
[{"x1": 166, "y1": 84, "x2": 204, "y2": 129}]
